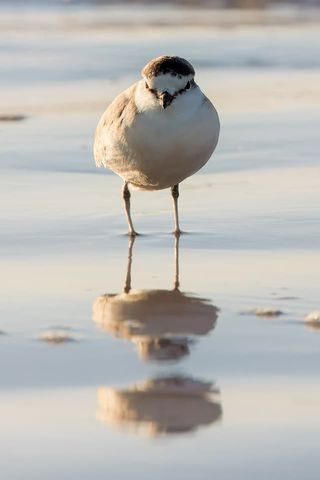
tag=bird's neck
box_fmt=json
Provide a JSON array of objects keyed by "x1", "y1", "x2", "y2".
[{"x1": 135, "y1": 80, "x2": 203, "y2": 116}]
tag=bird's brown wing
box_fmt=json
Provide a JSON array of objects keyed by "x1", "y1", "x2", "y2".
[{"x1": 93, "y1": 83, "x2": 138, "y2": 168}]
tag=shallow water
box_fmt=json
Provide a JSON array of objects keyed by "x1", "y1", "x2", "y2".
[{"x1": 1, "y1": 3, "x2": 320, "y2": 480}]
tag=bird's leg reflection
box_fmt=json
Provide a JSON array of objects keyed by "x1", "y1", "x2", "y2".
[
  {"x1": 124, "y1": 234, "x2": 180, "y2": 293},
  {"x1": 124, "y1": 236, "x2": 135, "y2": 294},
  {"x1": 174, "y1": 235, "x2": 180, "y2": 291}
]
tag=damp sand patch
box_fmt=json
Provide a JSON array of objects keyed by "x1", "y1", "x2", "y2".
[
  {"x1": 0, "y1": 114, "x2": 27, "y2": 122},
  {"x1": 304, "y1": 311, "x2": 320, "y2": 331},
  {"x1": 38, "y1": 329, "x2": 75, "y2": 345},
  {"x1": 240, "y1": 308, "x2": 285, "y2": 318}
]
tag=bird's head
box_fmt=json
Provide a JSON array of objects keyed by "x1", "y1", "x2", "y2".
[{"x1": 141, "y1": 55, "x2": 196, "y2": 109}]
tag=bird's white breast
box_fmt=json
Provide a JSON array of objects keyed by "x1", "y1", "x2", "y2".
[{"x1": 105, "y1": 81, "x2": 220, "y2": 190}]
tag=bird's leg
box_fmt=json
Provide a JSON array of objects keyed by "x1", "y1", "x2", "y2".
[
  {"x1": 171, "y1": 184, "x2": 182, "y2": 236},
  {"x1": 122, "y1": 182, "x2": 137, "y2": 236}
]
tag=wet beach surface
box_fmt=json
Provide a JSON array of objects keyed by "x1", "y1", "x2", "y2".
[{"x1": 1, "y1": 3, "x2": 320, "y2": 480}]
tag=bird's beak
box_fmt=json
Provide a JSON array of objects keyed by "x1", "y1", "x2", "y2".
[{"x1": 160, "y1": 91, "x2": 174, "y2": 109}]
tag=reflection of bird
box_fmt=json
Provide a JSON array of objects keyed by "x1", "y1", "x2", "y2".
[
  {"x1": 97, "y1": 376, "x2": 222, "y2": 437},
  {"x1": 92, "y1": 237, "x2": 218, "y2": 362},
  {"x1": 94, "y1": 55, "x2": 220, "y2": 236}
]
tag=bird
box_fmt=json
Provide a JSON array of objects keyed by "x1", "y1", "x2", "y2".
[{"x1": 93, "y1": 55, "x2": 220, "y2": 236}]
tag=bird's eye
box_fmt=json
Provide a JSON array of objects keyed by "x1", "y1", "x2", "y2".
[{"x1": 185, "y1": 81, "x2": 191, "y2": 90}]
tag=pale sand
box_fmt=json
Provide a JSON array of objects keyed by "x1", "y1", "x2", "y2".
[{"x1": 1, "y1": 5, "x2": 320, "y2": 480}]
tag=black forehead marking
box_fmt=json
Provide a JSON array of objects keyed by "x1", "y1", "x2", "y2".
[{"x1": 142, "y1": 56, "x2": 195, "y2": 78}]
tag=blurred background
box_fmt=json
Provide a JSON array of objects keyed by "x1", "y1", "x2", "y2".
[{"x1": 2, "y1": 0, "x2": 320, "y2": 6}]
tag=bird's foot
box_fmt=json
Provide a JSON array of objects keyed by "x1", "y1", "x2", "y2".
[
  {"x1": 173, "y1": 229, "x2": 185, "y2": 237},
  {"x1": 127, "y1": 230, "x2": 139, "y2": 237}
]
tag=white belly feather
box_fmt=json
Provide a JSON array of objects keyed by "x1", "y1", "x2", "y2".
[{"x1": 95, "y1": 82, "x2": 220, "y2": 190}]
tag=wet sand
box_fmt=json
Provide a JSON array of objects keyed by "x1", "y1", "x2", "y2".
[{"x1": 1, "y1": 4, "x2": 320, "y2": 480}]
